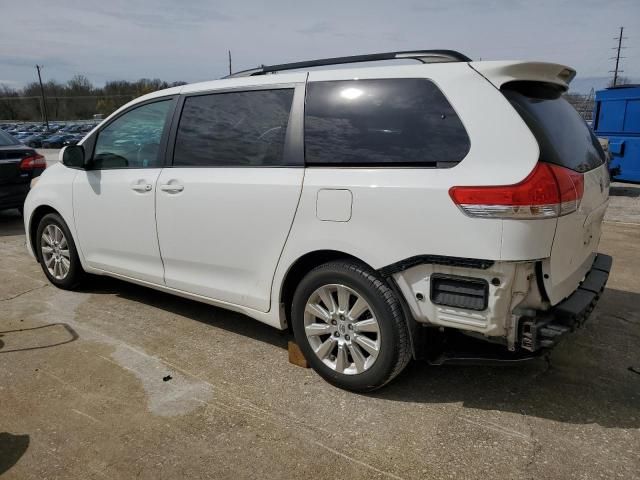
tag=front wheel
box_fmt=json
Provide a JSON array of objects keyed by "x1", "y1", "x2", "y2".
[
  {"x1": 36, "y1": 213, "x2": 85, "y2": 289},
  {"x1": 291, "y1": 260, "x2": 411, "y2": 392}
]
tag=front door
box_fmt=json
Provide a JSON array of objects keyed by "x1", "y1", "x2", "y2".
[{"x1": 73, "y1": 98, "x2": 175, "y2": 284}]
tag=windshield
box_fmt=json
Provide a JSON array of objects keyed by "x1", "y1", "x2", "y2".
[
  {"x1": 0, "y1": 129, "x2": 20, "y2": 146},
  {"x1": 503, "y1": 82, "x2": 605, "y2": 173}
]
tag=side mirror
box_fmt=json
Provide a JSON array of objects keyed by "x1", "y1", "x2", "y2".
[{"x1": 61, "y1": 145, "x2": 86, "y2": 169}]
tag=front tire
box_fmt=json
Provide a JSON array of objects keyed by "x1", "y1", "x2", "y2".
[
  {"x1": 36, "y1": 213, "x2": 85, "y2": 289},
  {"x1": 291, "y1": 260, "x2": 411, "y2": 392}
]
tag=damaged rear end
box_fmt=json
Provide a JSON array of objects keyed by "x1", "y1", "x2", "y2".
[
  {"x1": 474, "y1": 62, "x2": 612, "y2": 352},
  {"x1": 502, "y1": 82, "x2": 611, "y2": 351},
  {"x1": 396, "y1": 62, "x2": 612, "y2": 359}
]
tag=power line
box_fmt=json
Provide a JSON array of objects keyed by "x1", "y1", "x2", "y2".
[
  {"x1": 35, "y1": 65, "x2": 49, "y2": 129},
  {"x1": 609, "y1": 26, "x2": 628, "y2": 87}
]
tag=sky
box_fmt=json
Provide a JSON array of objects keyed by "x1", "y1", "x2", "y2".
[{"x1": 1, "y1": 0, "x2": 639, "y2": 92}]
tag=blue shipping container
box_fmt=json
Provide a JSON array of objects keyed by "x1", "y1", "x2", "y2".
[{"x1": 593, "y1": 85, "x2": 640, "y2": 183}]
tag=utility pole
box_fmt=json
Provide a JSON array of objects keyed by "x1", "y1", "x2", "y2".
[
  {"x1": 228, "y1": 50, "x2": 232, "y2": 76},
  {"x1": 35, "y1": 65, "x2": 49, "y2": 129},
  {"x1": 610, "y1": 26, "x2": 627, "y2": 87}
]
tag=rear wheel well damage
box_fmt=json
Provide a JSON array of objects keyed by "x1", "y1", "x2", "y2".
[{"x1": 279, "y1": 250, "x2": 418, "y2": 357}]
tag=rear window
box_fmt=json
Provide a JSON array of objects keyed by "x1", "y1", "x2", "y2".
[
  {"x1": 0, "y1": 130, "x2": 19, "y2": 146},
  {"x1": 305, "y1": 78, "x2": 470, "y2": 167},
  {"x1": 503, "y1": 82, "x2": 605, "y2": 173}
]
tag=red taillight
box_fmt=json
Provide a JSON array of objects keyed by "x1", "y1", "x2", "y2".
[
  {"x1": 550, "y1": 163, "x2": 584, "y2": 215},
  {"x1": 19, "y1": 154, "x2": 47, "y2": 171},
  {"x1": 449, "y1": 163, "x2": 584, "y2": 219}
]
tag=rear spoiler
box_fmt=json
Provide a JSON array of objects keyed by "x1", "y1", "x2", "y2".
[{"x1": 469, "y1": 61, "x2": 576, "y2": 92}]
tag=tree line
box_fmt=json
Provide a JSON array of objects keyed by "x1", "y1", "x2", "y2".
[
  {"x1": 0, "y1": 75, "x2": 186, "y2": 122},
  {"x1": 2, "y1": 73, "x2": 612, "y2": 123}
]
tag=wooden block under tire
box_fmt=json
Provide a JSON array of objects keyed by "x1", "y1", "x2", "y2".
[{"x1": 288, "y1": 341, "x2": 309, "y2": 368}]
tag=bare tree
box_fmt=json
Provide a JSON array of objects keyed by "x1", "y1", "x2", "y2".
[
  {"x1": 608, "y1": 76, "x2": 631, "y2": 87},
  {"x1": 0, "y1": 84, "x2": 20, "y2": 120},
  {"x1": 0, "y1": 77, "x2": 186, "y2": 121}
]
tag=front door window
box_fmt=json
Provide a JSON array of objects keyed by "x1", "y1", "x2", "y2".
[{"x1": 92, "y1": 100, "x2": 172, "y2": 169}]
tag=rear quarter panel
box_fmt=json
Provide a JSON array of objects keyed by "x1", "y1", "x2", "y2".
[{"x1": 273, "y1": 64, "x2": 552, "y2": 298}]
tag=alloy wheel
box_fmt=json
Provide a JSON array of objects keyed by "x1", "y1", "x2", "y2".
[
  {"x1": 303, "y1": 284, "x2": 381, "y2": 375},
  {"x1": 41, "y1": 224, "x2": 70, "y2": 280}
]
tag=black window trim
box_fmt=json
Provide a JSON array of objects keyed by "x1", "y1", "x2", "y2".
[
  {"x1": 302, "y1": 77, "x2": 471, "y2": 169},
  {"x1": 86, "y1": 95, "x2": 179, "y2": 170},
  {"x1": 166, "y1": 83, "x2": 305, "y2": 168}
]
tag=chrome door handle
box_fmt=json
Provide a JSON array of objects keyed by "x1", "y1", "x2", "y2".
[
  {"x1": 159, "y1": 184, "x2": 184, "y2": 193},
  {"x1": 131, "y1": 183, "x2": 152, "y2": 192}
]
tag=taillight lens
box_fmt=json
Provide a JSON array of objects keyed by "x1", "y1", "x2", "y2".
[
  {"x1": 449, "y1": 163, "x2": 584, "y2": 219},
  {"x1": 19, "y1": 154, "x2": 47, "y2": 171},
  {"x1": 552, "y1": 164, "x2": 584, "y2": 215}
]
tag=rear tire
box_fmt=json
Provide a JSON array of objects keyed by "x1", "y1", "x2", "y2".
[
  {"x1": 36, "y1": 213, "x2": 85, "y2": 290},
  {"x1": 291, "y1": 260, "x2": 411, "y2": 392}
]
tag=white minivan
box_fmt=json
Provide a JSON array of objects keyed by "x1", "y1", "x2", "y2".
[{"x1": 24, "y1": 50, "x2": 612, "y2": 391}]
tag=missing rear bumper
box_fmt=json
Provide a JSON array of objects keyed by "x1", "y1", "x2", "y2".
[{"x1": 519, "y1": 253, "x2": 612, "y2": 352}]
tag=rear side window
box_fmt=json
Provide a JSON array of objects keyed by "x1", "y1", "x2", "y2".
[
  {"x1": 304, "y1": 78, "x2": 470, "y2": 167},
  {"x1": 503, "y1": 82, "x2": 605, "y2": 173},
  {"x1": 173, "y1": 89, "x2": 294, "y2": 167}
]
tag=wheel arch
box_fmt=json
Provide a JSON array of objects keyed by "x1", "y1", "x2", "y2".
[
  {"x1": 279, "y1": 250, "x2": 372, "y2": 330},
  {"x1": 279, "y1": 249, "x2": 419, "y2": 358},
  {"x1": 28, "y1": 205, "x2": 63, "y2": 262}
]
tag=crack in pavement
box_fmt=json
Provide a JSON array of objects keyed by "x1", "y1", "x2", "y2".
[
  {"x1": 521, "y1": 410, "x2": 542, "y2": 480},
  {"x1": 0, "y1": 283, "x2": 48, "y2": 302}
]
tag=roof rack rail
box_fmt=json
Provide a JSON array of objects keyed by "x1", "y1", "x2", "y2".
[{"x1": 225, "y1": 50, "x2": 471, "y2": 78}]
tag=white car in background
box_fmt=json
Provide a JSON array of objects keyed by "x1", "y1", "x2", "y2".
[{"x1": 23, "y1": 50, "x2": 612, "y2": 391}]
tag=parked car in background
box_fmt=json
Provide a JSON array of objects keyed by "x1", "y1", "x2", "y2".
[
  {"x1": 0, "y1": 129, "x2": 46, "y2": 213},
  {"x1": 6, "y1": 126, "x2": 24, "y2": 135},
  {"x1": 22, "y1": 133, "x2": 49, "y2": 148},
  {"x1": 42, "y1": 134, "x2": 79, "y2": 148},
  {"x1": 62, "y1": 134, "x2": 84, "y2": 146},
  {"x1": 12, "y1": 132, "x2": 33, "y2": 142},
  {"x1": 59, "y1": 124, "x2": 84, "y2": 134}
]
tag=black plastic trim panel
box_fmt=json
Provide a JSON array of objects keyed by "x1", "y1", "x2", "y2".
[
  {"x1": 519, "y1": 253, "x2": 613, "y2": 352},
  {"x1": 553, "y1": 253, "x2": 612, "y2": 324},
  {"x1": 430, "y1": 274, "x2": 489, "y2": 311},
  {"x1": 379, "y1": 255, "x2": 494, "y2": 277}
]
